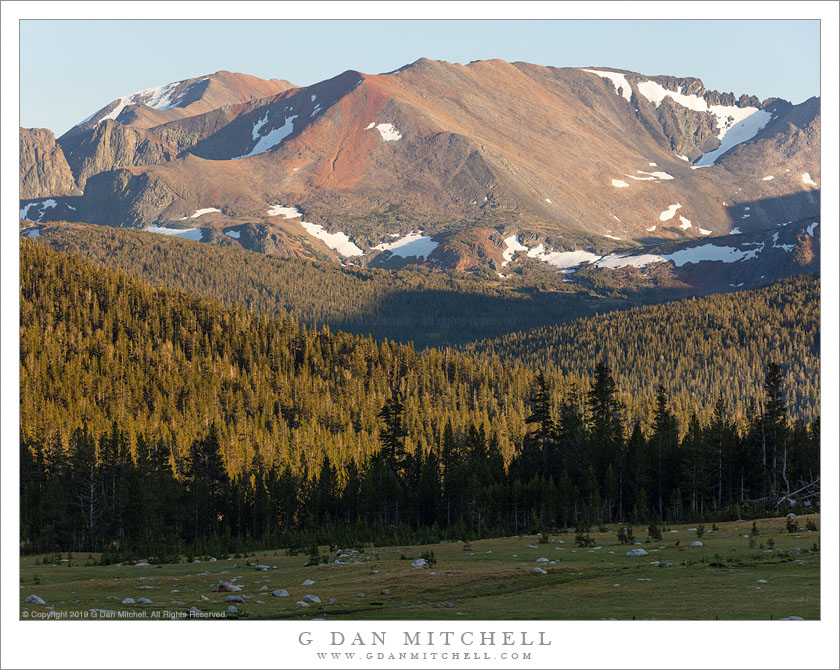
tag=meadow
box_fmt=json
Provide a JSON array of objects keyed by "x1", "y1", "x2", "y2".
[{"x1": 19, "y1": 515, "x2": 820, "y2": 621}]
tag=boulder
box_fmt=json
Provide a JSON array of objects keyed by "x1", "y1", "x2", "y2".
[
  {"x1": 217, "y1": 581, "x2": 242, "y2": 592},
  {"x1": 121, "y1": 597, "x2": 136, "y2": 604},
  {"x1": 138, "y1": 586, "x2": 153, "y2": 590},
  {"x1": 533, "y1": 567, "x2": 547, "y2": 575},
  {"x1": 410, "y1": 559, "x2": 428, "y2": 568},
  {"x1": 23, "y1": 595, "x2": 46, "y2": 605},
  {"x1": 780, "y1": 615, "x2": 804, "y2": 620},
  {"x1": 137, "y1": 597, "x2": 152, "y2": 604},
  {"x1": 301, "y1": 579, "x2": 316, "y2": 586},
  {"x1": 381, "y1": 589, "x2": 391, "y2": 596},
  {"x1": 189, "y1": 607, "x2": 202, "y2": 614},
  {"x1": 226, "y1": 605, "x2": 238, "y2": 614},
  {"x1": 135, "y1": 562, "x2": 150, "y2": 567},
  {"x1": 690, "y1": 541, "x2": 703, "y2": 547},
  {"x1": 254, "y1": 564, "x2": 270, "y2": 570},
  {"x1": 272, "y1": 590, "x2": 290, "y2": 598},
  {"x1": 259, "y1": 585, "x2": 268, "y2": 591},
  {"x1": 536, "y1": 557, "x2": 549, "y2": 563},
  {"x1": 355, "y1": 593, "x2": 366, "y2": 598},
  {"x1": 625, "y1": 548, "x2": 648, "y2": 556},
  {"x1": 302, "y1": 595, "x2": 321, "y2": 603},
  {"x1": 757, "y1": 579, "x2": 768, "y2": 584},
  {"x1": 225, "y1": 595, "x2": 244, "y2": 603},
  {"x1": 296, "y1": 601, "x2": 309, "y2": 608},
  {"x1": 199, "y1": 595, "x2": 210, "y2": 601}
]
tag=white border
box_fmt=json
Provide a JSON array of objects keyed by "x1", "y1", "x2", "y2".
[{"x1": 2, "y1": 3, "x2": 838, "y2": 669}]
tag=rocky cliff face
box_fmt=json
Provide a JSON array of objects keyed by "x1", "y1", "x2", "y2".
[
  {"x1": 19, "y1": 128, "x2": 76, "y2": 198},
  {"x1": 58, "y1": 121, "x2": 180, "y2": 191}
]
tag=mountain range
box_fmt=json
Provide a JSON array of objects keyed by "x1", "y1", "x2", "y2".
[{"x1": 20, "y1": 59, "x2": 820, "y2": 287}]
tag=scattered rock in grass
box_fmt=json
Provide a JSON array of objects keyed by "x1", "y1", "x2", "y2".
[
  {"x1": 296, "y1": 601, "x2": 309, "y2": 608},
  {"x1": 625, "y1": 548, "x2": 648, "y2": 556},
  {"x1": 355, "y1": 593, "x2": 366, "y2": 598},
  {"x1": 171, "y1": 589, "x2": 179, "y2": 593},
  {"x1": 329, "y1": 598, "x2": 337, "y2": 603},
  {"x1": 121, "y1": 598, "x2": 135, "y2": 604},
  {"x1": 135, "y1": 562, "x2": 150, "y2": 567},
  {"x1": 444, "y1": 603, "x2": 454, "y2": 608},
  {"x1": 259, "y1": 586, "x2": 268, "y2": 591},
  {"x1": 23, "y1": 595, "x2": 46, "y2": 605},
  {"x1": 255, "y1": 564, "x2": 270, "y2": 570},
  {"x1": 302, "y1": 579, "x2": 316, "y2": 586},
  {"x1": 613, "y1": 584, "x2": 621, "y2": 587},
  {"x1": 369, "y1": 570, "x2": 379, "y2": 575},
  {"x1": 780, "y1": 615, "x2": 804, "y2": 620},
  {"x1": 411, "y1": 559, "x2": 428, "y2": 568},
  {"x1": 637, "y1": 578, "x2": 651, "y2": 581},
  {"x1": 485, "y1": 550, "x2": 493, "y2": 554},
  {"x1": 138, "y1": 586, "x2": 153, "y2": 590},
  {"x1": 786, "y1": 513, "x2": 796, "y2": 518},
  {"x1": 272, "y1": 590, "x2": 290, "y2": 598},
  {"x1": 217, "y1": 581, "x2": 242, "y2": 592},
  {"x1": 255, "y1": 600, "x2": 265, "y2": 604},
  {"x1": 608, "y1": 551, "x2": 616, "y2": 554},
  {"x1": 226, "y1": 595, "x2": 244, "y2": 603},
  {"x1": 106, "y1": 596, "x2": 117, "y2": 600},
  {"x1": 199, "y1": 595, "x2": 209, "y2": 601},
  {"x1": 209, "y1": 557, "x2": 217, "y2": 562},
  {"x1": 302, "y1": 595, "x2": 321, "y2": 604},
  {"x1": 757, "y1": 579, "x2": 768, "y2": 584},
  {"x1": 381, "y1": 589, "x2": 391, "y2": 596},
  {"x1": 536, "y1": 557, "x2": 549, "y2": 563},
  {"x1": 533, "y1": 567, "x2": 547, "y2": 575},
  {"x1": 189, "y1": 607, "x2": 202, "y2": 614},
  {"x1": 690, "y1": 541, "x2": 703, "y2": 547},
  {"x1": 527, "y1": 545, "x2": 538, "y2": 549},
  {"x1": 226, "y1": 605, "x2": 238, "y2": 614},
  {"x1": 137, "y1": 598, "x2": 152, "y2": 604}
]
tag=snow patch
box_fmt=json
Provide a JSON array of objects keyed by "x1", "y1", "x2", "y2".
[
  {"x1": 234, "y1": 115, "x2": 298, "y2": 159},
  {"x1": 801, "y1": 173, "x2": 818, "y2": 186},
  {"x1": 370, "y1": 123, "x2": 402, "y2": 142},
  {"x1": 603, "y1": 234, "x2": 622, "y2": 240},
  {"x1": 678, "y1": 216, "x2": 692, "y2": 230},
  {"x1": 675, "y1": 155, "x2": 689, "y2": 161},
  {"x1": 373, "y1": 232, "x2": 437, "y2": 259},
  {"x1": 762, "y1": 175, "x2": 774, "y2": 181},
  {"x1": 698, "y1": 228, "x2": 712, "y2": 236},
  {"x1": 659, "y1": 203, "x2": 682, "y2": 221},
  {"x1": 225, "y1": 230, "x2": 241, "y2": 239},
  {"x1": 20, "y1": 199, "x2": 57, "y2": 222},
  {"x1": 300, "y1": 222, "x2": 364, "y2": 257},
  {"x1": 191, "y1": 208, "x2": 221, "y2": 218},
  {"x1": 646, "y1": 225, "x2": 657, "y2": 232},
  {"x1": 545, "y1": 198, "x2": 552, "y2": 203},
  {"x1": 502, "y1": 235, "x2": 529, "y2": 266},
  {"x1": 582, "y1": 69, "x2": 632, "y2": 102},
  {"x1": 143, "y1": 226, "x2": 204, "y2": 241},
  {"x1": 806, "y1": 221, "x2": 819, "y2": 237},
  {"x1": 611, "y1": 179, "x2": 630, "y2": 188},
  {"x1": 267, "y1": 205, "x2": 302, "y2": 218},
  {"x1": 730, "y1": 227, "x2": 741, "y2": 235},
  {"x1": 596, "y1": 253, "x2": 665, "y2": 269},
  {"x1": 631, "y1": 170, "x2": 674, "y2": 180},
  {"x1": 365, "y1": 122, "x2": 375, "y2": 130},
  {"x1": 661, "y1": 243, "x2": 763, "y2": 266},
  {"x1": 21, "y1": 227, "x2": 41, "y2": 237}
]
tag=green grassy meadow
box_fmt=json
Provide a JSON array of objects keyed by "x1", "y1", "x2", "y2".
[{"x1": 19, "y1": 515, "x2": 820, "y2": 621}]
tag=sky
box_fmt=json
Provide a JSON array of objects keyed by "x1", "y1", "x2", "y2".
[{"x1": 20, "y1": 19, "x2": 821, "y2": 136}]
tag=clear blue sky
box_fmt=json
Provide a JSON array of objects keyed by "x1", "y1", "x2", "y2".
[{"x1": 20, "y1": 19, "x2": 820, "y2": 136}]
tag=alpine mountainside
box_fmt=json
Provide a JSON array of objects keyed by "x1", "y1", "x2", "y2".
[{"x1": 20, "y1": 59, "x2": 820, "y2": 279}]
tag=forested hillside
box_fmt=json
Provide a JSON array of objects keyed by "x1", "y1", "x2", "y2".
[
  {"x1": 466, "y1": 274, "x2": 820, "y2": 424},
  {"x1": 34, "y1": 223, "x2": 617, "y2": 347},
  {"x1": 20, "y1": 242, "x2": 819, "y2": 557}
]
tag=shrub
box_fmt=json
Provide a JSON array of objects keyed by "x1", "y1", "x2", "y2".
[
  {"x1": 421, "y1": 550, "x2": 437, "y2": 565},
  {"x1": 598, "y1": 525, "x2": 609, "y2": 533},
  {"x1": 696, "y1": 524, "x2": 705, "y2": 537},
  {"x1": 805, "y1": 519, "x2": 818, "y2": 531},
  {"x1": 751, "y1": 521, "x2": 760, "y2": 536},
  {"x1": 574, "y1": 532, "x2": 595, "y2": 548},
  {"x1": 538, "y1": 534, "x2": 550, "y2": 544},
  {"x1": 647, "y1": 523, "x2": 662, "y2": 541},
  {"x1": 617, "y1": 527, "x2": 635, "y2": 545},
  {"x1": 304, "y1": 545, "x2": 321, "y2": 567},
  {"x1": 785, "y1": 517, "x2": 799, "y2": 533},
  {"x1": 767, "y1": 538, "x2": 775, "y2": 549}
]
